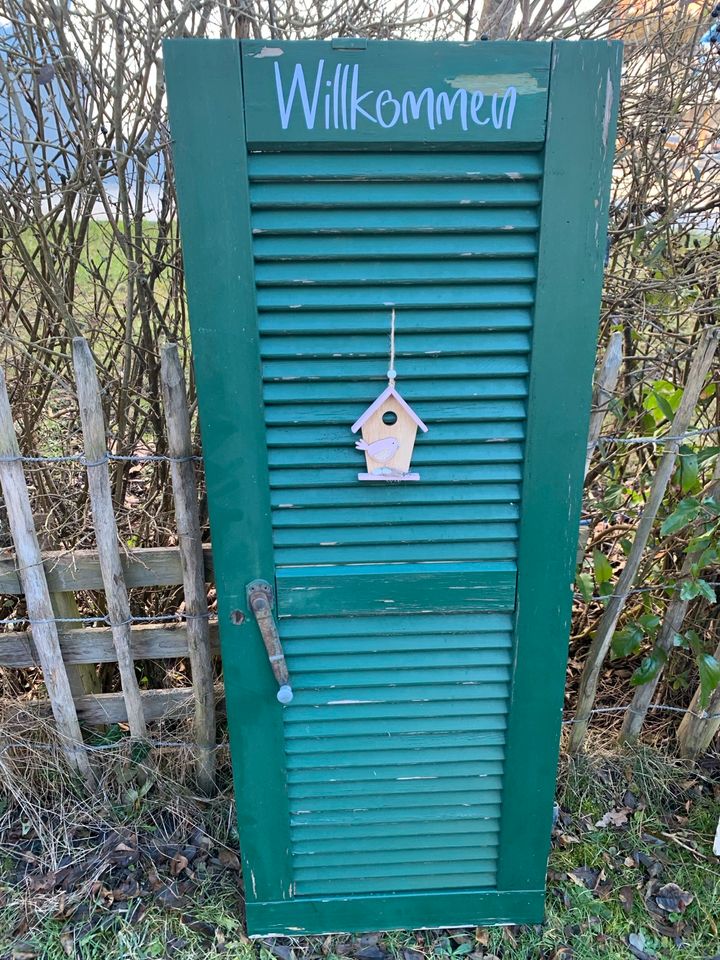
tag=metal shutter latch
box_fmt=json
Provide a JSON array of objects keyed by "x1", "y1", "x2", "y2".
[{"x1": 247, "y1": 579, "x2": 294, "y2": 704}]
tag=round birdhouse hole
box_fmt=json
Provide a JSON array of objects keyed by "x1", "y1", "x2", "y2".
[{"x1": 382, "y1": 411, "x2": 398, "y2": 425}]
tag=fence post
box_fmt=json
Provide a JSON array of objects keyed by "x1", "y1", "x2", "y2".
[
  {"x1": 0, "y1": 368, "x2": 94, "y2": 785},
  {"x1": 620, "y1": 456, "x2": 720, "y2": 743},
  {"x1": 585, "y1": 330, "x2": 623, "y2": 478},
  {"x1": 676, "y1": 636, "x2": 720, "y2": 758},
  {"x1": 72, "y1": 337, "x2": 147, "y2": 741},
  {"x1": 160, "y1": 343, "x2": 216, "y2": 793},
  {"x1": 569, "y1": 327, "x2": 720, "y2": 754}
]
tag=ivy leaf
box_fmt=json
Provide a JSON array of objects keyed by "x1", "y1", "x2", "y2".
[
  {"x1": 687, "y1": 530, "x2": 715, "y2": 555},
  {"x1": 630, "y1": 648, "x2": 668, "y2": 686},
  {"x1": 653, "y1": 391, "x2": 675, "y2": 421},
  {"x1": 681, "y1": 579, "x2": 716, "y2": 602},
  {"x1": 638, "y1": 614, "x2": 661, "y2": 635},
  {"x1": 697, "y1": 579, "x2": 716, "y2": 603},
  {"x1": 661, "y1": 498, "x2": 701, "y2": 536},
  {"x1": 643, "y1": 380, "x2": 683, "y2": 425},
  {"x1": 576, "y1": 572, "x2": 593, "y2": 603},
  {"x1": 612, "y1": 624, "x2": 644, "y2": 659},
  {"x1": 678, "y1": 445, "x2": 700, "y2": 494},
  {"x1": 680, "y1": 580, "x2": 702, "y2": 601},
  {"x1": 593, "y1": 549, "x2": 613, "y2": 585},
  {"x1": 697, "y1": 654, "x2": 720, "y2": 709},
  {"x1": 685, "y1": 629, "x2": 703, "y2": 655}
]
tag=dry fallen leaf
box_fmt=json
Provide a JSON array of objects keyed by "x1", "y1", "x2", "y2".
[
  {"x1": 595, "y1": 808, "x2": 631, "y2": 829},
  {"x1": 218, "y1": 848, "x2": 241, "y2": 871},
  {"x1": 171, "y1": 854, "x2": 189, "y2": 877},
  {"x1": 59, "y1": 929, "x2": 74, "y2": 957},
  {"x1": 618, "y1": 885, "x2": 635, "y2": 914},
  {"x1": 567, "y1": 866, "x2": 600, "y2": 889},
  {"x1": 654, "y1": 882, "x2": 694, "y2": 913},
  {"x1": 11, "y1": 946, "x2": 39, "y2": 960}
]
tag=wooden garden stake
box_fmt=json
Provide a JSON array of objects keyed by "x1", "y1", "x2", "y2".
[
  {"x1": 72, "y1": 337, "x2": 147, "y2": 741},
  {"x1": 676, "y1": 633, "x2": 720, "y2": 758},
  {"x1": 49, "y1": 592, "x2": 101, "y2": 697},
  {"x1": 585, "y1": 331, "x2": 623, "y2": 478},
  {"x1": 620, "y1": 456, "x2": 720, "y2": 743},
  {"x1": 574, "y1": 337, "x2": 623, "y2": 569},
  {"x1": 160, "y1": 343, "x2": 216, "y2": 793},
  {"x1": 34, "y1": 526, "x2": 102, "y2": 699},
  {"x1": 570, "y1": 327, "x2": 720, "y2": 754},
  {"x1": 0, "y1": 368, "x2": 94, "y2": 785}
]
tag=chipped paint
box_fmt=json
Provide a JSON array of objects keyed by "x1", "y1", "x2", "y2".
[
  {"x1": 602, "y1": 69, "x2": 613, "y2": 149},
  {"x1": 326, "y1": 699, "x2": 375, "y2": 705},
  {"x1": 251, "y1": 46, "x2": 284, "y2": 58},
  {"x1": 445, "y1": 72, "x2": 542, "y2": 95}
]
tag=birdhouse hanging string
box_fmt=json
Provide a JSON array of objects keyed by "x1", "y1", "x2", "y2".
[{"x1": 350, "y1": 309, "x2": 429, "y2": 483}]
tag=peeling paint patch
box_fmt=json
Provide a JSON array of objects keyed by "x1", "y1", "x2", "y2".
[
  {"x1": 327, "y1": 699, "x2": 375, "y2": 705},
  {"x1": 602, "y1": 69, "x2": 613, "y2": 148},
  {"x1": 251, "y1": 46, "x2": 284, "y2": 58},
  {"x1": 445, "y1": 73, "x2": 542, "y2": 95}
]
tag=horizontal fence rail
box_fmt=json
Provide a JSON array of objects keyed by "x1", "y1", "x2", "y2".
[{"x1": 0, "y1": 338, "x2": 219, "y2": 792}]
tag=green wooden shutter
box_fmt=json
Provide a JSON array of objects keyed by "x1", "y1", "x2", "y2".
[{"x1": 164, "y1": 37, "x2": 622, "y2": 936}]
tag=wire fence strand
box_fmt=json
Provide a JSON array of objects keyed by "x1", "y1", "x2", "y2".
[
  {"x1": 0, "y1": 423, "x2": 718, "y2": 468},
  {"x1": 0, "y1": 612, "x2": 218, "y2": 628}
]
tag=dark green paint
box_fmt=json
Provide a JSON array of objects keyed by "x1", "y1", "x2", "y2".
[
  {"x1": 276, "y1": 564, "x2": 516, "y2": 616},
  {"x1": 246, "y1": 889, "x2": 544, "y2": 935},
  {"x1": 162, "y1": 39, "x2": 294, "y2": 904},
  {"x1": 164, "y1": 36, "x2": 621, "y2": 936},
  {"x1": 497, "y1": 40, "x2": 623, "y2": 892}
]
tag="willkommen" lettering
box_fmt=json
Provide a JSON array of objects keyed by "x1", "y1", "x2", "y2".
[{"x1": 273, "y1": 60, "x2": 518, "y2": 133}]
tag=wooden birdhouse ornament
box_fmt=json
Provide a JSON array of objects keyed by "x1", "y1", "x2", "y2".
[{"x1": 351, "y1": 310, "x2": 428, "y2": 481}]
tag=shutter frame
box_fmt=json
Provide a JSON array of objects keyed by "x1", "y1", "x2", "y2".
[
  {"x1": 496, "y1": 39, "x2": 623, "y2": 892},
  {"x1": 165, "y1": 36, "x2": 623, "y2": 936}
]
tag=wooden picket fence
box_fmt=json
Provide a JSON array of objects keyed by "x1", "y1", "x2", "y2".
[{"x1": 0, "y1": 339, "x2": 218, "y2": 791}]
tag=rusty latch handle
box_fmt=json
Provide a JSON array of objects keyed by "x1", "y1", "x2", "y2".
[{"x1": 246, "y1": 580, "x2": 293, "y2": 704}]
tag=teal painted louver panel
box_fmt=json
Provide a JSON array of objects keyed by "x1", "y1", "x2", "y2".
[
  {"x1": 249, "y1": 150, "x2": 536, "y2": 579},
  {"x1": 280, "y1": 611, "x2": 514, "y2": 897},
  {"x1": 248, "y1": 147, "x2": 535, "y2": 896}
]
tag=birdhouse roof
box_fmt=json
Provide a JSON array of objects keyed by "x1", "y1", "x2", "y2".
[{"x1": 351, "y1": 384, "x2": 429, "y2": 434}]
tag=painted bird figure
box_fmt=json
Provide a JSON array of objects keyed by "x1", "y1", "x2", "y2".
[{"x1": 355, "y1": 436, "x2": 399, "y2": 462}]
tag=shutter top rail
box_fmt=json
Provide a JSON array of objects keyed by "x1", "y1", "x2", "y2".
[{"x1": 239, "y1": 40, "x2": 551, "y2": 148}]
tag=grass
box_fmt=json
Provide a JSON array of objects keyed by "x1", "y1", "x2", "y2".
[{"x1": 1, "y1": 743, "x2": 719, "y2": 960}]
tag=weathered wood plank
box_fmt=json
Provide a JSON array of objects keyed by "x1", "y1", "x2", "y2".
[
  {"x1": 10, "y1": 685, "x2": 226, "y2": 726},
  {"x1": 0, "y1": 544, "x2": 215, "y2": 594},
  {"x1": 0, "y1": 622, "x2": 221, "y2": 668},
  {"x1": 72, "y1": 337, "x2": 146, "y2": 740},
  {"x1": 161, "y1": 342, "x2": 216, "y2": 793},
  {"x1": 677, "y1": 638, "x2": 720, "y2": 758},
  {"x1": 584, "y1": 330, "x2": 623, "y2": 477},
  {"x1": 0, "y1": 367, "x2": 94, "y2": 785}
]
